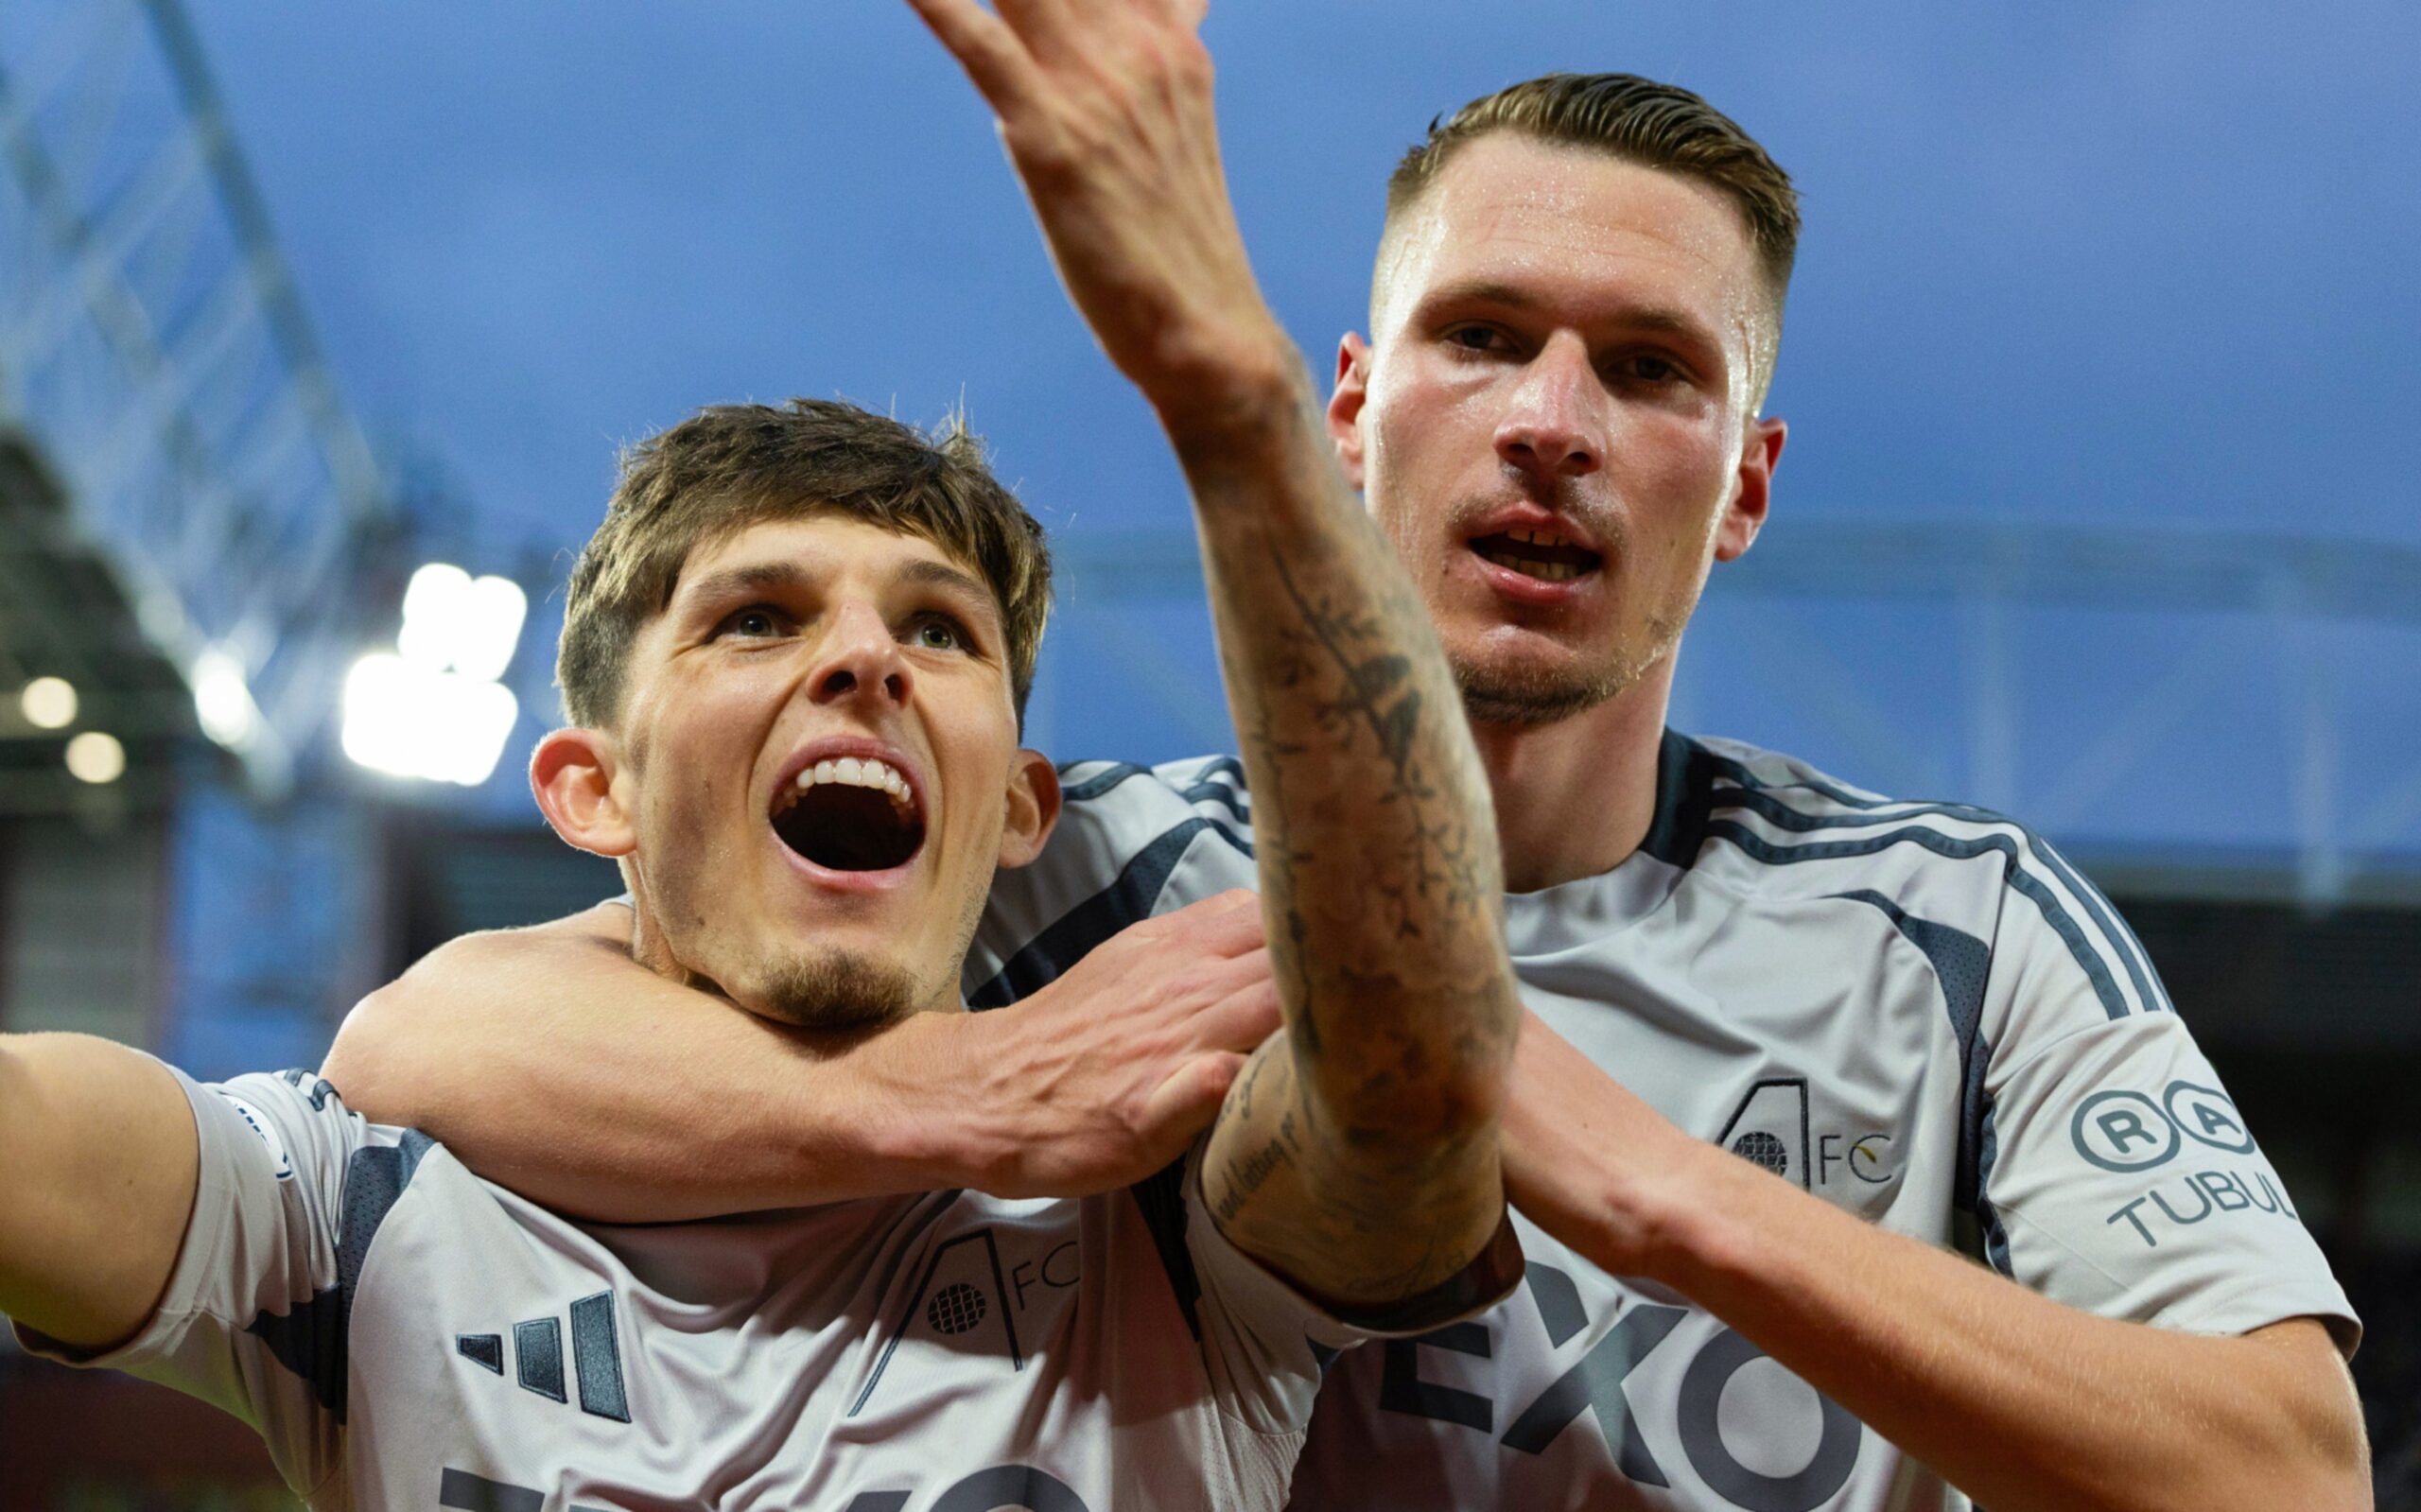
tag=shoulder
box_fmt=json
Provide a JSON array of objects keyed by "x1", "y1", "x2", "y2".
[
  {"x1": 1667, "y1": 731, "x2": 2168, "y2": 1021},
  {"x1": 1054, "y1": 754, "x2": 1252, "y2": 841},
  {"x1": 967, "y1": 755, "x2": 1257, "y2": 1006}
]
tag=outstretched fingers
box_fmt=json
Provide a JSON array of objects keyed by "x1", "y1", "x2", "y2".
[{"x1": 901, "y1": 0, "x2": 1038, "y2": 112}]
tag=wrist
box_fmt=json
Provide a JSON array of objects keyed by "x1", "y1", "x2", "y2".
[
  {"x1": 1145, "y1": 324, "x2": 1310, "y2": 451},
  {"x1": 827, "y1": 1011, "x2": 1008, "y2": 1194},
  {"x1": 1626, "y1": 1136, "x2": 1766, "y2": 1293}
]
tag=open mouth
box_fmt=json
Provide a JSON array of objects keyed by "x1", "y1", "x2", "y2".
[
  {"x1": 1469, "y1": 527, "x2": 1603, "y2": 583},
  {"x1": 770, "y1": 756, "x2": 926, "y2": 872}
]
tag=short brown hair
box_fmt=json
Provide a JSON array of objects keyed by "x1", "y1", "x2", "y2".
[
  {"x1": 558, "y1": 399, "x2": 1053, "y2": 730},
  {"x1": 1386, "y1": 74, "x2": 1799, "y2": 391}
]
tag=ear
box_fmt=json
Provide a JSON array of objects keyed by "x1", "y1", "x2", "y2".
[
  {"x1": 1713, "y1": 415, "x2": 1787, "y2": 564},
  {"x1": 1326, "y1": 332, "x2": 1373, "y2": 492},
  {"x1": 995, "y1": 748, "x2": 1062, "y2": 869},
  {"x1": 530, "y1": 726, "x2": 638, "y2": 858}
]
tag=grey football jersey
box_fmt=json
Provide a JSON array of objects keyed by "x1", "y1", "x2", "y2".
[
  {"x1": 962, "y1": 732, "x2": 2359, "y2": 1512},
  {"x1": 20, "y1": 1064, "x2": 1467, "y2": 1511}
]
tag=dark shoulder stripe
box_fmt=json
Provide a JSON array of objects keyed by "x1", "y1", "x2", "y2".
[
  {"x1": 245, "y1": 1129, "x2": 436, "y2": 1422},
  {"x1": 1184, "y1": 755, "x2": 1248, "y2": 791},
  {"x1": 1176, "y1": 772, "x2": 1250, "y2": 824},
  {"x1": 1691, "y1": 742, "x2": 1891, "y2": 811},
  {"x1": 1737, "y1": 789, "x2": 2164, "y2": 1012},
  {"x1": 1712, "y1": 787, "x2": 2163, "y2": 1017},
  {"x1": 1058, "y1": 757, "x2": 1252, "y2": 825},
  {"x1": 2003, "y1": 835, "x2": 2168, "y2": 1016},
  {"x1": 1640, "y1": 729, "x2": 1729, "y2": 867},
  {"x1": 1704, "y1": 819, "x2": 2130, "y2": 1020},
  {"x1": 968, "y1": 818, "x2": 1252, "y2": 1010},
  {"x1": 1057, "y1": 762, "x2": 1152, "y2": 803}
]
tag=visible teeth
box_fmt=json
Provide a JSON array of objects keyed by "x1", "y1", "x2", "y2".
[
  {"x1": 794, "y1": 756, "x2": 913, "y2": 806},
  {"x1": 1476, "y1": 546, "x2": 1580, "y2": 582}
]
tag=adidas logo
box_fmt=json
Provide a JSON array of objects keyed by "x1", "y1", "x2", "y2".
[{"x1": 459, "y1": 1291, "x2": 630, "y2": 1423}]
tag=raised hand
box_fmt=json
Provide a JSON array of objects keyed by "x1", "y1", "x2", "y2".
[
  {"x1": 961, "y1": 889, "x2": 1281, "y2": 1197},
  {"x1": 902, "y1": 0, "x2": 1294, "y2": 411},
  {"x1": 909, "y1": 0, "x2": 1517, "y2": 1312}
]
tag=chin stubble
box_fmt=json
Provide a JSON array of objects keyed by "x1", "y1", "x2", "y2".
[
  {"x1": 755, "y1": 948, "x2": 922, "y2": 1031},
  {"x1": 1450, "y1": 607, "x2": 1685, "y2": 730}
]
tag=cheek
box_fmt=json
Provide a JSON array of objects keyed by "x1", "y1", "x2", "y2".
[
  {"x1": 1362, "y1": 386, "x2": 1472, "y2": 561},
  {"x1": 1618, "y1": 411, "x2": 1733, "y2": 512}
]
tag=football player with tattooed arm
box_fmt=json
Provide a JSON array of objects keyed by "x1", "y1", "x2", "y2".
[
  {"x1": 0, "y1": 0, "x2": 1537, "y2": 1501},
  {"x1": 327, "y1": 4, "x2": 2370, "y2": 1511}
]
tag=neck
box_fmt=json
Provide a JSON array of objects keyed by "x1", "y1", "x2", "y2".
[
  {"x1": 1471, "y1": 658, "x2": 1675, "y2": 894},
  {"x1": 624, "y1": 869, "x2": 967, "y2": 1021},
  {"x1": 624, "y1": 882, "x2": 718, "y2": 994}
]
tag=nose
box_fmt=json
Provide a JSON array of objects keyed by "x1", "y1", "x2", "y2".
[
  {"x1": 808, "y1": 601, "x2": 912, "y2": 712},
  {"x1": 1493, "y1": 334, "x2": 1605, "y2": 481}
]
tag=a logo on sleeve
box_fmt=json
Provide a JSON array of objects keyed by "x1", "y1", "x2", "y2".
[
  {"x1": 2071, "y1": 1083, "x2": 2261, "y2": 1172},
  {"x1": 218, "y1": 1094, "x2": 294, "y2": 1181},
  {"x1": 2069, "y1": 1090, "x2": 2180, "y2": 1173},
  {"x1": 2067, "y1": 1080, "x2": 2305, "y2": 1250},
  {"x1": 2164, "y1": 1082, "x2": 2256, "y2": 1155}
]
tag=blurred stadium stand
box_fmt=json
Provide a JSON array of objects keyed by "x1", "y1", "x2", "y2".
[{"x1": 2, "y1": 1, "x2": 2416, "y2": 1507}]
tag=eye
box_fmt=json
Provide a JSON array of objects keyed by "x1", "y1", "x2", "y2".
[
  {"x1": 911, "y1": 615, "x2": 969, "y2": 652},
  {"x1": 1443, "y1": 324, "x2": 1512, "y2": 356},
  {"x1": 1615, "y1": 352, "x2": 1683, "y2": 385},
  {"x1": 714, "y1": 604, "x2": 788, "y2": 640}
]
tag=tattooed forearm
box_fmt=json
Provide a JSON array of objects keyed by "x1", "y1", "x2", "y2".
[
  {"x1": 1177, "y1": 365, "x2": 1519, "y2": 1304},
  {"x1": 1192, "y1": 397, "x2": 1515, "y2": 1096},
  {"x1": 1267, "y1": 549, "x2": 1494, "y2": 932},
  {"x1": 1210, "y1": 1117, "x2": 1298, "y2": 1225}
]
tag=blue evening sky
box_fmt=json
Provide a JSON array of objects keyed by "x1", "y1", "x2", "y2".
[{"x1": 183, "y1": 2, "x2": 2421, "y2": 868}]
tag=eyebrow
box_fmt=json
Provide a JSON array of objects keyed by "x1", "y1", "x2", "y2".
[
  {"x1": 898, "y1": 556, "x2": 992, "y2": 604},
  {"x1": 676, "y1": 554, "x2": 1001, "y2": 628},
  {"x1": 677, "y1": 560, "x2": 811, "y2": 613},
  {"x1": 1419, "y1": 278, "x2": 1720, "y2": 343}
]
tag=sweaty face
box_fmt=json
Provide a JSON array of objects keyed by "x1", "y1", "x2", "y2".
[
  {"x1": 1349, "y1": 134, "x2": 1776, "y2": 726},
  {"x1": 609, "y1": 515, "x2": 1033, "y2": 1028}
]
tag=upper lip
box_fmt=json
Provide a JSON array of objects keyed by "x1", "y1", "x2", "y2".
[
  {"x1": 769, "y1": 734, "x2": 928, "y2": 823},
  {"x1": 1461, "y1": 501, "x2": 1603, "y2": 558}
]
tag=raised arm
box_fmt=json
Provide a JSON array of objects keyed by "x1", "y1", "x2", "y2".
[
  {"x1": 0, "y1": 1034, "x2": 200, "y2": 1350},
  {"x1": 905, "y1": 0, "x2": 1518, "y2": 1307},
  {"x1": 323, "y1": 892, "x2": 1280, "y2": 1221}
]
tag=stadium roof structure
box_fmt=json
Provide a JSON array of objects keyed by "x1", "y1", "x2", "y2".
[{"x1": 0, "y1": 0, "x2": 389, "y2": 813}]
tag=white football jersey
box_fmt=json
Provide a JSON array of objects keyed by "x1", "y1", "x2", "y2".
[
  {"x1": 18, "y1": 1064, "x2": 1512, "y2": 1511},
  {"x1": 961, "y1": 731, "x2": 2358, "y2": 1512}
]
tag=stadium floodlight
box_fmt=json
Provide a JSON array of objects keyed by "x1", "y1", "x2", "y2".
[
  {"x1": 396, "y1": 562, "x2": 528, "y2": 683},
  {"x1": 346, "y1": 562, "x2": 530, "y2": 788},
  {"x1": 191, "y1": 648, "x2": 263, "y2": 751},
  {"x1": 64, "y1": 730, "x2": 126, "y2": 785},
  {"x1": 20, "y1": 675, "x2": 78, "y2": 730},
  {"x1": 341, "y1": 652, "x2": 520, "y2": 788}
]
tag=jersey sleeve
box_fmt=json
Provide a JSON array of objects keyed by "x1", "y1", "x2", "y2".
[
  {"x1": 1972, "y1": 860, "x2": 2358, "y2": 1350},
  {"x1": 11, "y1": 1064, "x2": 374, "y2": 1494},
  {"x1": 1167, "y1": 1142, "x2": 1523, "y2": 1439}
]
